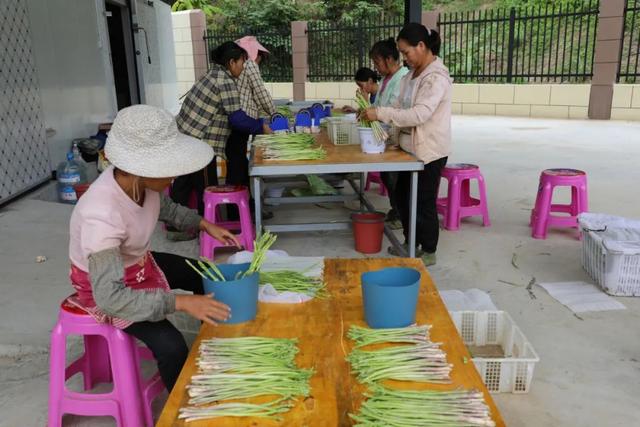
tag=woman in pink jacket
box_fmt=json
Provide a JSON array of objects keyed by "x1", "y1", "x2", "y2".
[{"x1": 362, "y1": 23, "x2": 452, "y2": 266}]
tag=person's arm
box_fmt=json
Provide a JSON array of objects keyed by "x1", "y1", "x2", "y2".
[
  {"x1": 228, "y1": 110, "x2": 267, "y2": 134},
  {"x1": 218, "y1": 76, "x2": 268, "y2": 134},
  {"x1": 376, "y1": 74, "x2": 448, "y2": 127},
  {"x1": 90, "y1": 248, "x2": 176, "y2": 322},
  {"x1": 246, "y1": 61, "x2": 276, "y2": 117},
  {"x1": 90, "y1": 248, "x2": 232, "y2": 325},
  {"x1": 158, "y1": 192, "x2": 202, "y2": 232}
]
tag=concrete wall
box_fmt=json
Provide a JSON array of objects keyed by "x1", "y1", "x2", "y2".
[
  {"x1": 172, "y1": 10, "x2": 207, "y2": 99},
  {"x1": 27, "y1": 0, "x2": 118, "y2": 168},
  {"x1": 135, "y1": 0, "x2": 179, "y2": 114},
  {"x1": 264, "y1": 82, "x2": 640, "y2": 121}
]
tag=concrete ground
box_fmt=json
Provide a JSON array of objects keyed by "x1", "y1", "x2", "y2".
[{"x1": 1, "y1": 115, "x2": 639, "y2": 426}]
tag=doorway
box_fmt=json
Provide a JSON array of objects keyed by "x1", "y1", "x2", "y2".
[{"x1": 105, "y1": 1, "x2": 139, "y2": 110}]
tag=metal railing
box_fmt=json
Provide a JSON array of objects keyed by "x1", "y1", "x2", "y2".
[
  {"x1": 204, "y1": 28, "x2": 292, "y2": 82},
  {"x1": 618, "y1": 0, "x2": 640, "y2": 83},
  {"x1": 307, "y1": 16, "x2": 404, "y2": 82},
  {"x1": 439, "y1": 1, "x2": 599, "y2": 83}
]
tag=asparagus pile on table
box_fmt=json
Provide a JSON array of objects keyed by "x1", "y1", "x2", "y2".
[
  {"x1": 346, "y1": 325, "x2": 494, "y2": 426},
  {"x1": 350, "y1": 385, "x2": 496, "y2": 427},
  {"x1": 260, "y1": 269, "x2": 328, "y2": 298},
  {"x1": 346, "y1": 325, "x2": 452, "y2": 385},
  {"x1": 253, "y1": 133, "x2": 327, "y2": 161},
  {"x1": 179, "y1": 337, "x2": 312, "y2": 422}
]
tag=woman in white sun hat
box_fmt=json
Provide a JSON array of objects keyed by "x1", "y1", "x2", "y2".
[{"x1": 68, "y1": 105, "x2": 240, "y2": 391}]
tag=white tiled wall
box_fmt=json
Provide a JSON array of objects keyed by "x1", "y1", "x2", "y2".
[{"x1": 0, "y1": 1, "x2": 50, "y2": 203}]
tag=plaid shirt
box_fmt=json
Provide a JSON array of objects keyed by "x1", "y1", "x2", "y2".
[
  {"x1": 176, "y1": 65, "x2": 240, "y2": 159},
  {"x1": 238, "y1": 60, "x2": 276, "y2": 119}
]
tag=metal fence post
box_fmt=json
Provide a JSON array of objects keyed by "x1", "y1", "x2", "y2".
[
  {"x1": 506, "y1": 7, "x2": 516, "y2": 83},
  {"x1": 291, "y1": 21, "x2": 308, "y2": 101},
  {"x1": 589, "y1": 0, "x2": 626, "y2": 119},
  {"x1": 357, "y1": 20, "x2": 365, "y2": 70}
]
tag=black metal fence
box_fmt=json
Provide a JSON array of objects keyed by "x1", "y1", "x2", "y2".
[
  {"x1": 307, "y1": 16, "x2": 404, "y2": 82},
  {"x1": 618, "y1": 0, "x2": 640, "y2": 83},
  {"x1": 204, "y1": 28, "x2": 292, "y2": 82},
  {"x1": 202, "y1": 1, "x2": 640, "y2": 84},
  {"x1": 439, "y1": 1, "x2": 599, "y2": 83}
]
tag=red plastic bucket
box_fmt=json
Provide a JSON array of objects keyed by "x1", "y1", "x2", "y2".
[
  {"x1": 74, "y1": 184, "x2": 90, "y2": 200},
  {"x1": 351, "y1": 212, "x2": 385, "y2": 254}
]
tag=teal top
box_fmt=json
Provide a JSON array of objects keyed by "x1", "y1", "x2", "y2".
[{"x1": 373, "y1": 66, "x2": 410, "y2": 108}]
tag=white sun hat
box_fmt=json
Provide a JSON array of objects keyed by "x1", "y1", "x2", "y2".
[{"x1": 105, "y1": 104, "x2": 213, "y2": 178}]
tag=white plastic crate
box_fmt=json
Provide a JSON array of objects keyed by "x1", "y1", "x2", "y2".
[
  {"x1": 326, "y1": 117, "x2": 359, "y2": 145},
  {"x1": 450, "y1": 311, "x2": 539, "y2": 393},
  {"x1": 579, "y1": 213, "x2": 640, "y2": 296}
]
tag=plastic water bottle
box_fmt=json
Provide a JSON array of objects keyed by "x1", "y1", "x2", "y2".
[
  {"x1": 57, "y1": 152, "x2": 87, "y2": 204},
  {"x1": 72, "y1": 141, "x2": 81, "y2": 161}
]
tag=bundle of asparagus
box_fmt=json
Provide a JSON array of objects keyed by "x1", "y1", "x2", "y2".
[
  {"x1": 253, "y1": 133, "x2": 327, "y2": 161},
  {"x1": 179, "y1": 337, "x2": 313, "y2": 422},
  {"x1": 355, "y1": 91, "x2": 388, "y2": 143}
]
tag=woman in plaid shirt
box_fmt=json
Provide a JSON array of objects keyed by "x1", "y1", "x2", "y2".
[
  {"x1": 226, "y1": 36, "x2": 277, "y2": 220},
  {"x1": 170, "y1": 42, "x2": 272, "y2": 237}
]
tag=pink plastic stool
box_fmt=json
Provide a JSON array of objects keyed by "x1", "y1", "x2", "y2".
[
  {"x1": 436, "y1": 163, "x2": 491, "y2": 231},
  {"x1": 200, "y1": 185, "x2": 255, "y2": 259},
  {"x1": 365, "y1": 172, "x2": 388, "y2": 196},
  {"x1": 48, "y1": 296, "x2": 164, "y2": 427},
  {"x1": 530, "y1": 168, "x2": 588, "y2": 239}
]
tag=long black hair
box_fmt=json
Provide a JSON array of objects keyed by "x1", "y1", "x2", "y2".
[
  {"x1": 397, "y1": 23, "x2": 441, "y2": 56},
  {"x1": 211, "y1": 41, "x2": 248, "y2": 67},
  {"x1": 369, "y1": 38, "x2": 400, "y2": 62},
  {"x1": 354, "y1": 67, "x2": 379, "y2": 83}
]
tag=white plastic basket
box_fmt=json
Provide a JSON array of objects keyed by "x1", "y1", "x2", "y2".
[
  {"x1": 578, "y1": 213, "x2": 640, "y2": 296},
  {"x1": 450, "y1": 311, "x2": 539, "y2": 393},
  {"x1": 327, "y1": 117, "x2": 359, "y2": 145}
]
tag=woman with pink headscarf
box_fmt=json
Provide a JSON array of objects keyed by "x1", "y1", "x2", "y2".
[{"x1": 226, "y1": 36, "x2": 276, "y2": 220}]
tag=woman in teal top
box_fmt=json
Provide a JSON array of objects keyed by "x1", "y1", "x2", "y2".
[
  {"x1": 371, "y1": 38, "x2": 410, "y2": 108},
  {"x1": 369, "y1": 38, "x2": 410, "y2": 229}
]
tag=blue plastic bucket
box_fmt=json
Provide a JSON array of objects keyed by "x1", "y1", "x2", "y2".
[
  {"x1": 361, "y1": 267, "x2": 421, "y2": 328},
  {"x1": 202, "y1": 263, "x2": 259, "y2": 324}
]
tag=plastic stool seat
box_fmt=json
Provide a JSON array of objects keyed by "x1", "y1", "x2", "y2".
[
  {"x1": 365, "y1": 172, "x2": 388, "y2": 196},
  {"x1": 48, "y1": 295, "x2": 164, "y2": 427},
  {"x1": 530, "y1": 168, "x2": 588, "y2": 239},
  {"x1": 436, "y1": 163, "x2": 491, "y2": 231},
  {"x1": 200, "y1": 185, "x2": 255, "y2": 259}
]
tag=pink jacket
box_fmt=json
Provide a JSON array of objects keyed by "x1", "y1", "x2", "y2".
[{"x1": 376, "y1": 57, "x2": 452, "y2": 164}]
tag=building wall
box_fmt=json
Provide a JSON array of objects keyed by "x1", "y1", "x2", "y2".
[
  {"x1": 26, "y1": 0, "x2": 118, "y2": 169},
  {"x1": 172, "y1": 10, "x2": 207, "y2": 100},
  {"x1": 0, "y1": 0, "x2": 50, "y2": 203},
  {"x1": 135, "y1": 0, "x2": 179, "y2": 114},
  {"x1": 265, "y1": 82, "x2": 640, "y2": 121}
]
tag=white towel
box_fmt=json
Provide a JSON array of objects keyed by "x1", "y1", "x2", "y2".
[
  {"x1": 539, "y1": 281, "x2": 626, "y2": 313},
  {"x1": 227, "y1": 250, "x2": 324, "y2": 303}
]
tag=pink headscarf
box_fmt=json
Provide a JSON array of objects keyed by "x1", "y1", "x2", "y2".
[{"x1": 235, "y1": 36, "x2": 269, "y2": 61}]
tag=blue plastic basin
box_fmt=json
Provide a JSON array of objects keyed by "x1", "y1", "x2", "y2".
[
  {"x1": 361, "y1": 267, "x2": 421, "y2": 328},
  {"x1": 202, "y1": 263, "x2": 259, "y2": 324}
]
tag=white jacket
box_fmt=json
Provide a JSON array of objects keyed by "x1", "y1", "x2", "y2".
[{"x1": 376, "y1": 57, "x2": 452, "y2": 164}]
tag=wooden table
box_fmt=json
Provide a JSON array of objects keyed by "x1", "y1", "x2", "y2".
[
  {"x1": 249, "y1": 132, "x2": 424, "y2": 257},
  {"x1": 157, "y1": 258, "x2": 505, "y2": 426}
]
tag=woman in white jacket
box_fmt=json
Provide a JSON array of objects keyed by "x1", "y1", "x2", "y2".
[{"x1": 362, "y1": 23, "x2": 452, "y2": 266}]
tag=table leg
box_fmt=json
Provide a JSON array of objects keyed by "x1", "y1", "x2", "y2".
[
  {"x1": 359, "y1": 172, "x2": 365, "y2": 210},
  {"x1": 409, "y1": 171, "x2": 418, "y2": 258},
  {"x1": 253, "y1": 176, "x2": 262, "y2": 238}
]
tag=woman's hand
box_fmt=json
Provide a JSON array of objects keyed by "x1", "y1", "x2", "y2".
[
  {"x1": 199, "y1": 219, "x2": 241, "y2": 248},
  {"x1": 359, "y1": 107, "x2": 378, "y2": 122},
  {"x1": 176, "y1": 294, "x2": 231, "y2": 325},
  {"x1": 262, "y1": 123, "x2": 273, "y2": 134}
]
